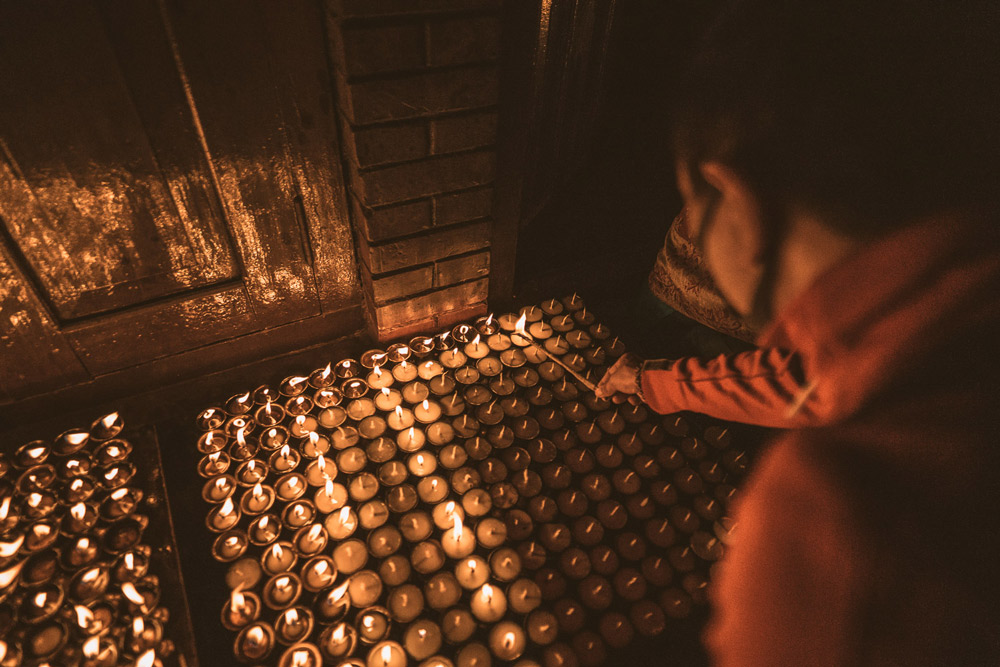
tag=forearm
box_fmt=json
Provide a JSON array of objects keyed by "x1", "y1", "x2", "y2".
[{"x1": 639, "y1": 348, "x2": 821, "y2": 428}]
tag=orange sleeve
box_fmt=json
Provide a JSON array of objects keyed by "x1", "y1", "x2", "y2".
[
  {"x1": 705, "y1": 442, "x2": 866, "y2": 667},
  {"x1": 639, "y1": 348, "x2": 822, "y2": 428}
]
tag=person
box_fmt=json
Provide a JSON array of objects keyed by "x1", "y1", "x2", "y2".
[{"x1": 596, "y1": 1, "x2": 1000, "y2": 664}]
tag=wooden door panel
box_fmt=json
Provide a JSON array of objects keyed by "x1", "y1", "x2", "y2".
[
  {"x1": 0, "y1": 3, "x2": 239, "y2": 321},
  {"x1": 159, "y1": 0, "x2": 329, "y2": 322},
  {"x1": 63, "y1": 283, "x2": 260, "y2": 375},
  {"x1": 258, "y1": 0, "x2": 362, "y2": 310},
  {"x1": 0, "y1": 245, "x2": 88, "y2": 402},
  {"x1": 0, "y1": 0, "x2": 363, "y2": 402}
]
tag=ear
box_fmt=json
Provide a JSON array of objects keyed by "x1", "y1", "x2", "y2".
[{"x1": 699, "y1": 162, "x2": 766, "y2": 261}]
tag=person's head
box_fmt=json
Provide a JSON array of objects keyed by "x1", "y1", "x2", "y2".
[{"x1": 672, "y1": 0, "x2": 1000, "y2": 326}]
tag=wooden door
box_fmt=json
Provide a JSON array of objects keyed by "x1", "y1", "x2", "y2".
[{"x1": 0, "y1": 0, "x2": 360, "y2": 402}]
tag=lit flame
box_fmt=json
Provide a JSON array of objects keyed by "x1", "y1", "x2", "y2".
[
  {"x1": 324, "y1": 480, "x2": 335, "y2": 496},
  {"x1": 220, "y1": 497, "x2": 235, "y2": 517},
  {"x1": 285, "y1": 607, "x2": 299, "y2": 624},
  {"x1": 215, "y1": 477, "x2": 228, "y2": 492},
  {"x1": 317, "y1": 453, "x2": 327, "y2": 470},
  {"x1": 265, "y1": 401, "x2": 273, "y2": 415},
  {"x1": 248, "y1": 626, "x2": 265, "y2": 644},
  {"x1": 133, "y1": 616, "x2": 145, "y2": 635},
  {"x1": 453, "y1": 513, "x2": 463, "y2": 534},
  {"x1": 137, "y1": 649, "x2": 156, "y2": 667},
  {"x1": 394, "y1": 406, "x2": 403, "y2": 419},
  {"x1": 399, "y1": 359, "x2": 409, "y2": 369},
  {"x1": 0, "y1": 498, "x2": 9, "y2": 520},
  {"x1": 472, "y1": 333, "x2": 481, "y2": 346},
  {"x1": 487, "y1": 313, "x2": 494, "y2": 325},
  {"x1": 292, "y1": 650, "x2": 310, "y2": 667},
  {"x1": 104, "y1": 467, "x2": 120, "y2": 481},
  {"x1": 333, "y1": 624, "x2": 345, "y2": 640},
  {"x1": 67, "y1": 432, "x2": 89, "y2": 445},
  {"x1": 101, "y1": 412, "x2": 120, "y2": 428},
  {"x1": 252, "y1": 483, "x2": 264, "y2": 500},
  {"x1": 107, "y1": 445, "x2": 122, "y2": 458},
  {"x1": 247, "y1": 460, "x2": 257, "y2": 472},
  {"x1": 295, "y1": 396, "x2": 306, "y2": 406},
  {"x1": 27, "y1": 493, "x2": 43, "y2": 508},
  {"x1": 287, "y1": 477, "x2": 300, "y2": 490},
  {"x1": 373, "y1": 365, "x2": 383, "y2": 378},
  {"x1": 83, "y1": 636, "x2": 100, "y2": 659},
  {"x1": 236, "y1": 427, "x2": 247, "y2": 446},
  {"x1": 273, "y1": 543, "x2": 284, "y2": 559},
  {"x1": 36, "y1": 524, "x2": 52, "y2": 537},
  {"x1": 515, "y1": 313, "x2": 527, "y2": 333},
  {"x1": 503, "y1": 631, "x2": 516, "y2": 650},
  {"x1": 124, "y1": 552, "x2": 135, "y2": 570},
  {"x1": 381, "y1": 645, "x2": 393, "y2": 663},
  {"x1": 122, "y1": 582, "x2": 145, "y2": 605},
  {"x1": 289, "y1": 376, "x2": 307, "y2": 387},
  {"x1": 315, "y1": 560, "x2": 328, "y2": 575},
  {"x1": 82, "y1": 567, "x2": 100, "y2": 583},
  {"x1": 236, "y1": 393, "x2": 250, "y2": 405},
  {"x1": 33, "y1": 591, "x2": 47, "y2": 607},
  {"x1": 399, "y1": 346, "x2": 409, "y2": 356},
  {"x1": 331, "y1": 580, "x2": 349, "y2": 601},
  {"x1": 71, "y1": 503, "x2": 87, "y2": 521},
  {"x1": 307, "y1": 524, "x2": 323, "y2": 541},
  {"x1": 363, "y1": 616, "x2": 374, "y2": 629},
  {"x1": 295, "y1": 415, "x2": 306, "y2": 427},
  {"x1": 339, "y1": 506, "x2": 351, "y2": 523},
  {"x1": 280, "y1": 444, "x2": 292, "y2": 460},
  {"x1": 322, "y1": 363, "x2": 332, "y2": 379},
  {"x1": 381, "y1": 386, "x2": 390, "y2": 397},
  {"x1": 0, "y1": 535, "x2": 23, "y2": 558},
  {"x1": 230, "y1": 588, "x2": 246, "y2": 611},
  {"x1": 482, "y1": 583, "x2": 494, "y2": 600},
  {"x1": 467, "y1": 558, "x2": 477, "y2": 572}
]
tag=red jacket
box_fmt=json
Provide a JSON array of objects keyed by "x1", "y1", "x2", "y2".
[{"x1": 641, "y1": 215, "x2": 1000, "y2": 665}]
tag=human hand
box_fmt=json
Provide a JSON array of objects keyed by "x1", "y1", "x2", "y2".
[{"x1": 595, "y1": 353, "x2": 644, "y2": 404}]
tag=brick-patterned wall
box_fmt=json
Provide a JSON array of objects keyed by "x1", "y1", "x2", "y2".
[{"x1": 327, "y1": 0, "x2": 501, "y2": 341}]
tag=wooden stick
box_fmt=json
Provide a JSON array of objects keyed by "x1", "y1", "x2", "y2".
[
  {"x1": 514, "y1": 329, "x2": 598, "y2": 391},
  {"x1": 544, "y1": 348, "x2": 598, "y2": 391}
]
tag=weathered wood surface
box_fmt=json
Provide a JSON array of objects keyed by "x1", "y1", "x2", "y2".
[
  {"x1": 0, "y1": 0, "x2": 362, "y2": 403},
  {"x1": 0, "y1": 2, "x2": 238, "y2": 321},
  {"x1": 0, "y1": 243, "x2": 89, "y2": 402}
]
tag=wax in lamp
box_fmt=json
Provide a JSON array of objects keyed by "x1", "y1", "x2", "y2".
[
  {"x1": 418, "y1": 359, "x2": 444, "y2": 380},
  {"x1": 413, "y1": 399, "x2": 442, "y2": 424},
  {"x1": 489, "y1": 622, "x2": 526, "y2": 661},
  {"x1": 316, "y1": 581, "x2": 351, "y2": 623},
  {"x1": 388, "y1": 406, "x2": 415, "y2": 431},
  {"x1": 319, "y1": 622, "x2": 356, "y2": 660},
  {"x1": 470, "y1": 583, "x2": 507, "y2": 622},
  {"x1": 464, "y1": 334, "x2": 489, "y2": 359},
  {"x1": 441, "y1": 514, "x2": 475, "y2": 559},
  {"x1": 367, "y1": 641, "x2": 406, "y2": 667},
  {"x1": 284, "y1": 499, "x2": 317, "y2": 527},
  {"x1": 392, "y1": 360, "x2": 418, "y2": 383},
  {"x1": 455, "y1": 555, "x2": 489, "y2": 589}
]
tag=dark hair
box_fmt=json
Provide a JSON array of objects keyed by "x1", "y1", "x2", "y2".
[{"x1": 672, "y1": 0, "x2": 1000, "y2": 235}]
